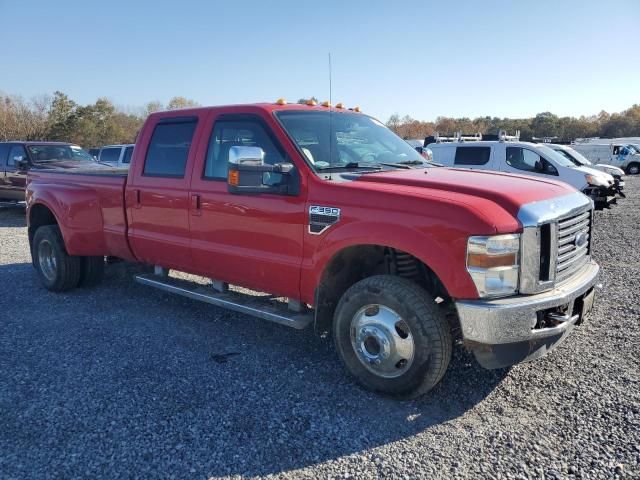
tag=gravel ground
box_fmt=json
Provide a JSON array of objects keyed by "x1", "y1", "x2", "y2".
[{"x1": 1, "y1": 180, "x2": 639, "y2": 480}]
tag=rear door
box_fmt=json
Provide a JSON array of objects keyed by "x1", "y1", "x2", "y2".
[
  {"x1": 126, "y1": 115, "x2": 204, "y2": 271},
  {"x1": 188, "y1": 112, "x2": 306, "y2": 299}
]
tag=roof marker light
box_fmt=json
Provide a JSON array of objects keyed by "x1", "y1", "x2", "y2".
[
  {"x1": 275, "y1": 98, "x2": 287, "y2": 105},
  {"x1": 306, "y1": 99, "x2": 317, "y2": 106},
  {"x1": 321, "y1": 100, "x2": 331, "y2": 107},
  {"x1": 335, "y1": 102, "x2": 344, "y2": 109},
  {"x1": 353, "y1": 106, "x2": 361, "y2": 112}
]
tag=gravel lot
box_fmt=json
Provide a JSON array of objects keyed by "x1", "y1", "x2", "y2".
[{"x1": 1, "y1": 180, "x2": 639, "y2": 480}]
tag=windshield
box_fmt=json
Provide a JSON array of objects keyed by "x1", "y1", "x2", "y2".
[
  {"x1": 276, "y1": 111, "x2": 427, "y2": 171},
  {"x1": 536, "y1": 145, "x2": 577, "y2": 168},
  {"x1": 554, "y1": 147, "x2": 591, "y2": 166},
  {"x1": 27, "y1": 144, "x2": 94, "y2": 163},
  {"x1": 627, "y1": 145, "x2": 639, "y2": 154}
]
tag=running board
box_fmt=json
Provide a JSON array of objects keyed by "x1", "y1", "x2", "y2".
[{"x1": 134, "y1": 274, "x2": 313, "y2": 330}]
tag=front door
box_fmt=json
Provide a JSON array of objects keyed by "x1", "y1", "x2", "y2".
[
  {"x1": 502, "y1": 146, "x2": 558, "y2": 179},
  {"x1": 126, "y1": 115, "x2": 203, "y2": 271},
  {"x1": 189, "y1": 113, "x2": 306, "y2": 299}
]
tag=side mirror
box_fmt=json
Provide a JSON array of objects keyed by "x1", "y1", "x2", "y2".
[
  {"x1": 15, "y1": 156, "x2": 29, "y2": 171},
  {"x1": 227, "y1": 146, "x2": 294, "y2": 195}
]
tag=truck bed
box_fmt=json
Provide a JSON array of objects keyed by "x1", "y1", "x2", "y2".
[{"x1": 27, "y1": 169, "x2": 133, "y2": 261}]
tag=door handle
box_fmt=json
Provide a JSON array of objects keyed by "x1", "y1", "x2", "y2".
[
  {"x1": 191, "y1": 194, "x2": 202, "y2": 215},
  {"x1": 133, "y1": 189, "x2": 141, "y2": 209}
]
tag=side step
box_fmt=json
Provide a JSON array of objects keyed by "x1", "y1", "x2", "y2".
[{"x1": 135, "y1": 273, "x2": 313, "y2": 330}]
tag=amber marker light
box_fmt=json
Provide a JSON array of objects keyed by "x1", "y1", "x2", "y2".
[{"x1": 228, "y1": 170, "x2": 240, "y2": 186}]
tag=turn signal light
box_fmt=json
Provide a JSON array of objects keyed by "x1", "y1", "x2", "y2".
[
  {"x1": 467, "y1": 252, "x2": 517, "y2": 268},
  {"x1": 228, "y1": 170, "x2": 240, "y2": 186}
]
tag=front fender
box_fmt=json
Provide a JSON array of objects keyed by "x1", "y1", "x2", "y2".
[{"x1": 300, "y1": 219, "x2": 480, "y2": 302}]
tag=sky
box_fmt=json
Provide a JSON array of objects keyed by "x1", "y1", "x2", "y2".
[{"x1": 1, "y1": 0, "x2": 639, "y2": 122}]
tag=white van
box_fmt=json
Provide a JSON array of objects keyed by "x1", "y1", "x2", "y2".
[
  {"x1": 571, "y1": 142, "x2": 640, "y2": 175},
  {"x1": 97, "y1": 144, "x2": 135, "y2": 169},
  {"x1": 547, "y1": 144, "x2": 625, "y2": 196},
  {"x1": 427, "y1": 132, "x2": 616, "y2": 206}
]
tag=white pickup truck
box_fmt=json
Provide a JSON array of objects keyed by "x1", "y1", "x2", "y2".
[
  {"x1": 427, "y1": 132, "x2": 617, "y2": 207},
  {"x1": 96, "y1": 144, "x2": 135, "y2": 169}
]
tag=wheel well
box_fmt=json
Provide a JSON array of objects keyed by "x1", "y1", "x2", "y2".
[
  {"x1": 28, "y1": 204, "x2": 58, "y2": 251},
  {"x1": 314, "y1": 245, "x2": 453, "y2": 334}
]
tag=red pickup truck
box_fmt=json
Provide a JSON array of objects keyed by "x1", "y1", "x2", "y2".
[{"x1": 26, "y1": 102, "x2": 599, "y2": 398}]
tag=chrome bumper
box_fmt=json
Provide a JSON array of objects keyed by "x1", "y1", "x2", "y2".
[{"x1": 455, "y1": 261, "x2": 599, "y2": 368}]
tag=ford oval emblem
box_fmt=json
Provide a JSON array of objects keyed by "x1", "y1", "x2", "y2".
[{"x1": 574, "y1": 231, "x2": 588, "y2": 248}]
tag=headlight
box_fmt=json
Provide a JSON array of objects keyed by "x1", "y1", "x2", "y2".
[
  {"x1": 467, "y1": 234, "x2": 520, "y2": 298},
  {"x1": 585, "y1": 174, "x2": 608, "y2": 187}
]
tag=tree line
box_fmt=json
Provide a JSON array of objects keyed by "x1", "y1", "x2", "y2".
[
  {"x1": 387, "y1": 105, "x2": 640, "y2": 142},
  {"x1": 0, "y1": 91, "x2": 199, "y2": 147},
  {"x1": 2, "y1": 90, "x2": 639, "y2": 147}
]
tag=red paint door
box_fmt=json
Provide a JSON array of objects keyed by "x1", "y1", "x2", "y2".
[
  {"x1": 126, "y1": 114, "x2": 204, "y2": 271},
  {"x1": 188, "y1": 113, "x2": 306, "y2": 299}
]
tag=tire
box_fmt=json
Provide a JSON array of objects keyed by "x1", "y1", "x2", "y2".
[
  {"x1": 78, "y1": 256, "x2": 105, "y2": 287},
  {"x1": 32, "y1": 225, "x2": 81, "y2": 292},
  {"x1": 626, "y1": 163, "x2": 639, "y2": 175},
  {"x1": 333, "y1": 275, "x2": 452, "y2": 399}
]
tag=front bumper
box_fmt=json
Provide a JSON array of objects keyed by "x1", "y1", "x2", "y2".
[
  {"x1": 584, "y1": 186, "x2": 616, "y2": 206},
  {"x1": 455, "y1": 261, "x2": 599, "y2": 369}
]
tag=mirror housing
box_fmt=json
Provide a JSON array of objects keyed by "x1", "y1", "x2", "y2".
[
  {"x1": 227, "y1": 146, "x2": 296, "y2": 195},
  {"x1": 15, "y1": 156, "x2": 29, "y2": 171}
]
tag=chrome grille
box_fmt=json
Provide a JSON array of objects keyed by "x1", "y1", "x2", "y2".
[{"x1": 556, "y1": 209, "x2": 591, "y2": 281}]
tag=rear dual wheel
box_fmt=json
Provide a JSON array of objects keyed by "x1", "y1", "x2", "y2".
[
  {"x1": 32, "y1": 225, "x2": 104, "y2": 291},
  {"x1": 333, "y1": 275, "x2": 452, "y2": 399}
]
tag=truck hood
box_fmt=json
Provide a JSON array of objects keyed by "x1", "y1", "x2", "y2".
[{"x1": 354, "y1": 167, "x2": 575, "y2": 216}]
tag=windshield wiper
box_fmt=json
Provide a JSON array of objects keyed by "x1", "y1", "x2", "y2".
[{"x1": 318, "y1": 162, "x2": 383, "y2": 172}]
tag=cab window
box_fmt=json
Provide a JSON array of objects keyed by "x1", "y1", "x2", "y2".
[
  {"x1": 100, "y1": 147, "x2": 121, "y2": 164},
  {"x1": 8, "y1": 145, "x2": 28, "y2": 166},
  {"x1": 143, "y1": 117, "x2": 197, "y2": 177},
  {"x1": 0, "y1": 144, "x2": 10, "y2": 166},
  {"x1": 506, "y1": 147, "x2": 557, "y2": 175}
]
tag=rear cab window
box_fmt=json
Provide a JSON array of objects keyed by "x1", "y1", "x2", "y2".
[
  {"x1": 100, "y1": 147, "x2": 122, "y2": 164},
  {"x1": 143, "y1": 117, "x2": 198, "y2": 177},
  {"x1": 454, "y1": 146, "x2": 491, "y2": 166}
]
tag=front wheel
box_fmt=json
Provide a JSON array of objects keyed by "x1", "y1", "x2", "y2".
[{"x1": 333, "y1": 275, "x2": 452, "y2": 399}]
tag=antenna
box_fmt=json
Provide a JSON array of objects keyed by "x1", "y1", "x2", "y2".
[{"x1": 328, "y1": 52, "x2": 333, "y2": 179}]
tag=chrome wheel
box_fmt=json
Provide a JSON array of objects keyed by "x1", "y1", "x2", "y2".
[
  {"x1": 350, "y1": 304, "x2": 415, "y2": 378},
  {"x1": 38, "y1": 239, "x2": 57, "y2": 282}
]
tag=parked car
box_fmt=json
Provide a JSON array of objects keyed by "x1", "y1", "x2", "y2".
[
  {"x1": 0, "y1": 141, "x2": 97, "y2": 202},
  {"x1": 25, "y1": 102, "x2": 599, "y2": 398},
  {"x1": 548, "y1": 144, "x2": 625, "y2": 197},
  {"x1": 96, "y1": 144, "x2": 135, "y2": 168},
  {"x1": 427, "y1": 132, "x2": 616, "y2": 207},
  {"x1": 571, "y1": 142, "x2": 640, "y2": 175}
]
